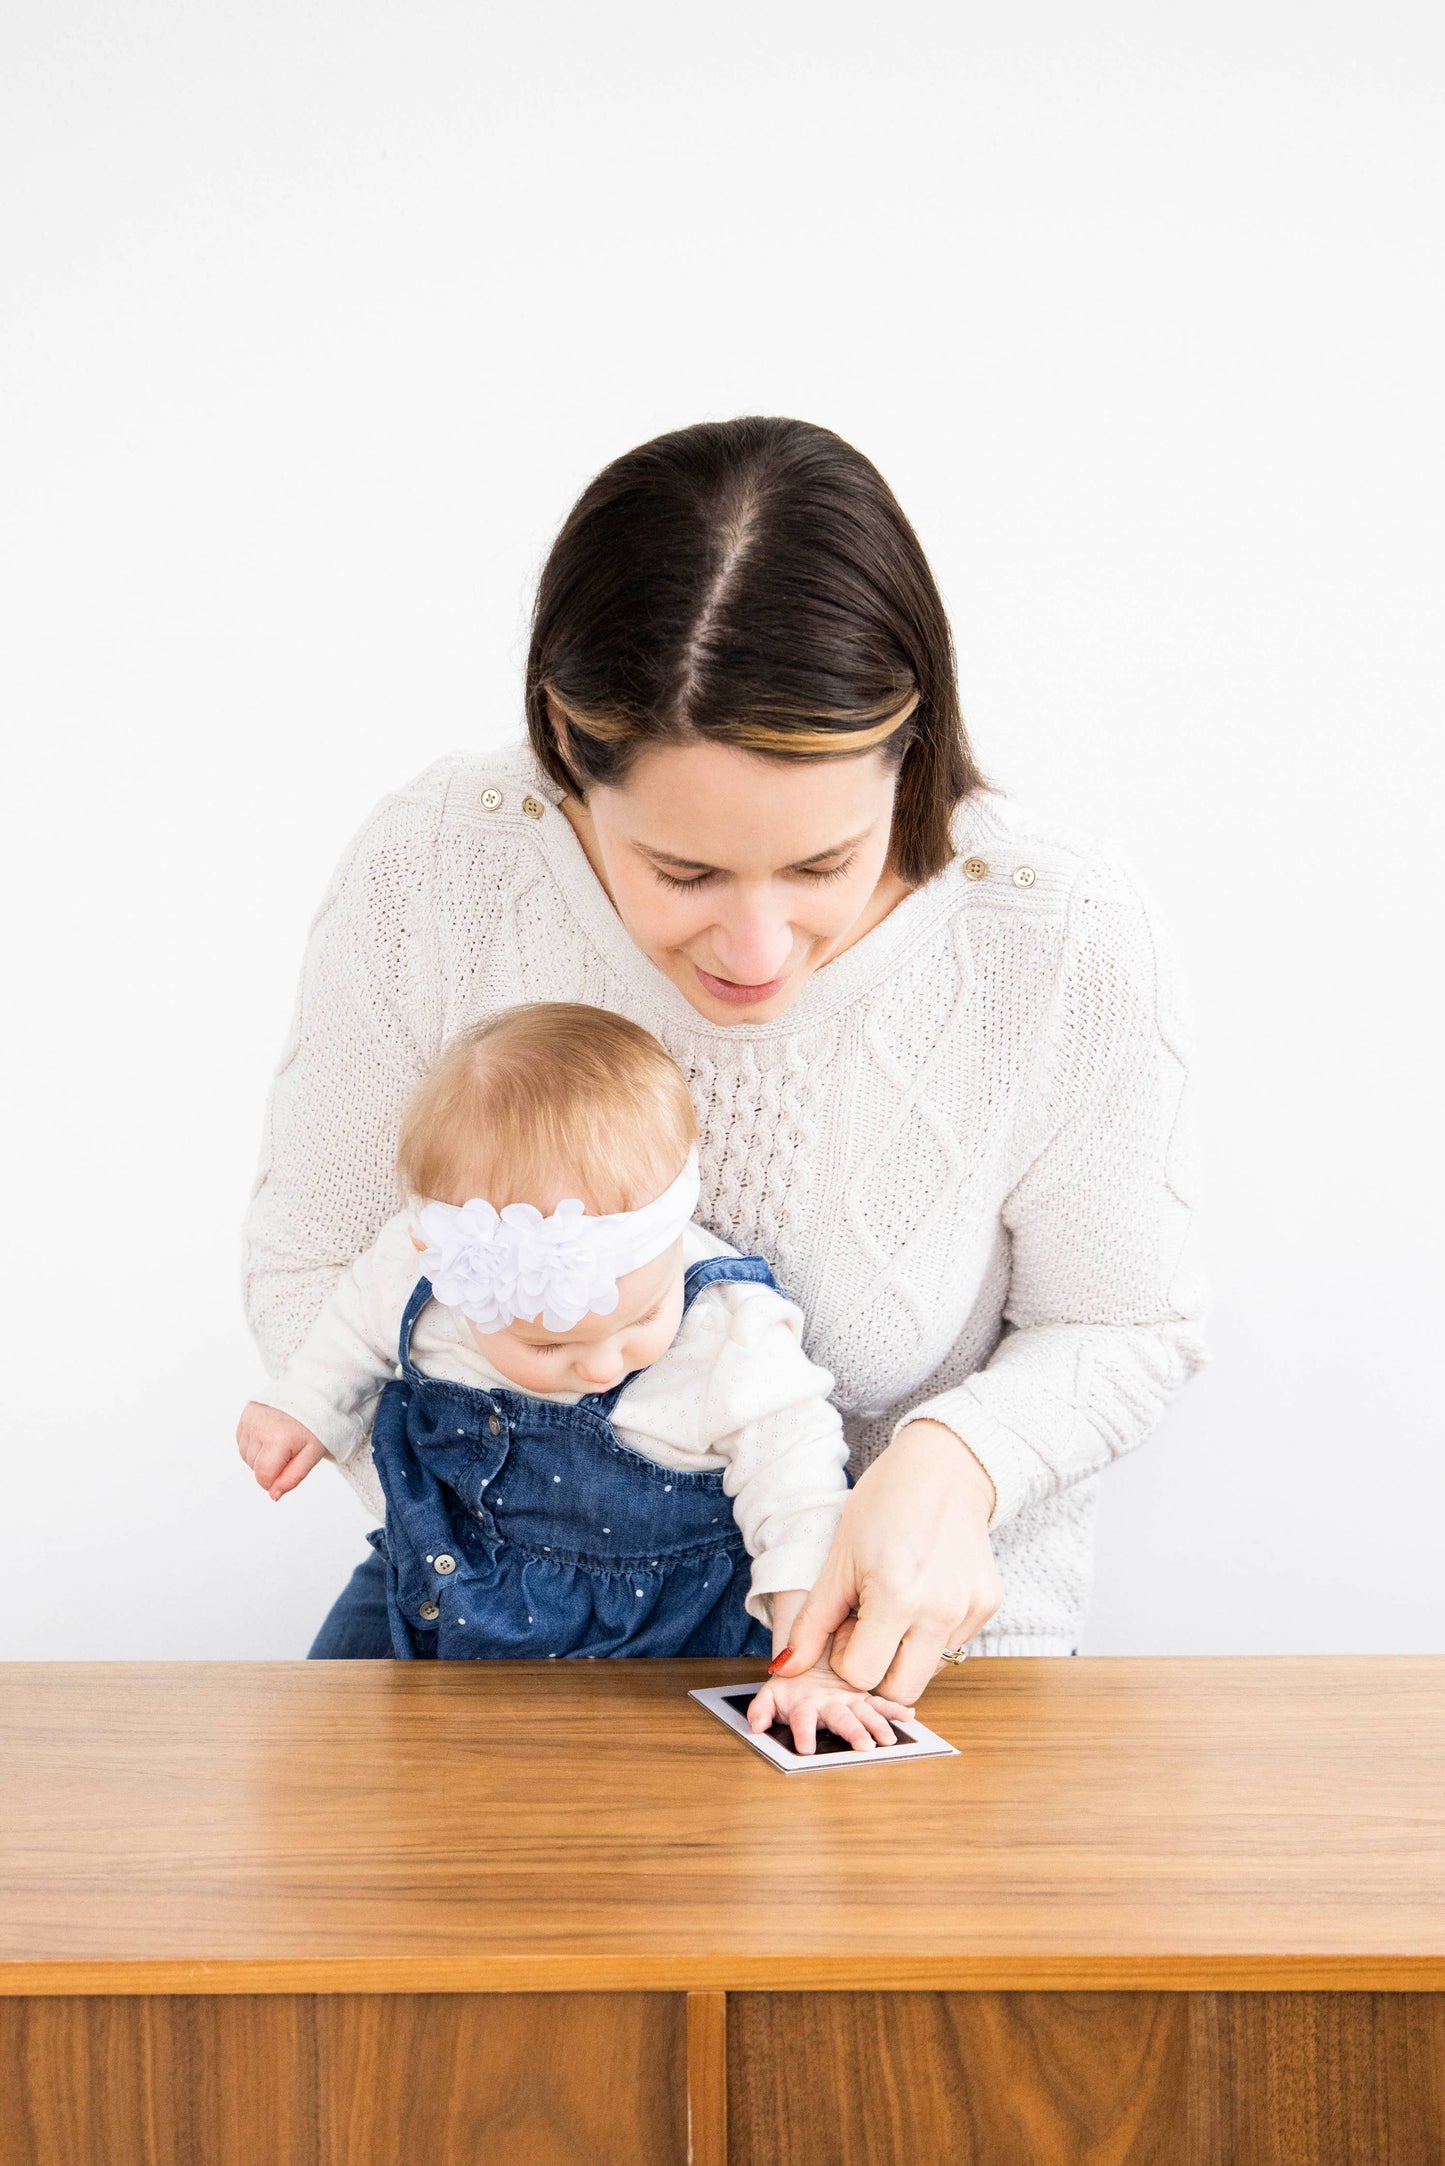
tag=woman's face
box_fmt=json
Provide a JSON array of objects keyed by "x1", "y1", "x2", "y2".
[{"x1": 569, "y1": 738, "x2": 904, "y2": 1023}]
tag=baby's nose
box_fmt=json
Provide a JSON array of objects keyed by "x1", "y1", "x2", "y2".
[{"x1": 576, "y1": 1358, "x2": 623, "y2": 1387}]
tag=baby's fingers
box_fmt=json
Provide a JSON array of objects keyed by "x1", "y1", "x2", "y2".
[
  {"x1": 818, "y1": 1699, "x2": 879, "y2": 1753},
  {"x1": 249, "y1": 1437, "x2": 292, "y2": 1489},
  {"x1": 866, "y1": 1694, "x2": 916, "y2": 1721},
  {"x1": 269, "y1": 1438, "x2": 325, "y2": 1499},
  {"x1": 747, "y1": 1685, "x2": 778, "y2": 1732},
  {"x1": 856, "y1": 1701, "x2": 899, "y2": 1748},
  {"x1": 787, "y1": 1702, "x2": 820, "y2": 1756}
]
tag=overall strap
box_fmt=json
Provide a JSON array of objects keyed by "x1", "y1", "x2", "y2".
[
  {"x1": 583, "y1": 1253, "x2": 785, "y2": 1420},
  {"x1": 680, "y1": 1252, "x2": 783, "y2": 1310},
  {"x1": 396, "y1": 1277, "x2": 435, "y2": 1380}
]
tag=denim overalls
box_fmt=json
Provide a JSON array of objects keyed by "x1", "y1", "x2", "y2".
[{"x1": 367, "y1": 1254, "x2": 779, "y2": 1661}]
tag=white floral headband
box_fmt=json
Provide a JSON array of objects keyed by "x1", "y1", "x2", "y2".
[{"x1": 413, "y1": 1149, "x2": 700, "y2": 1334}]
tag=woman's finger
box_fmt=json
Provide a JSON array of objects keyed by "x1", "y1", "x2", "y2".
[
  {"x1": 876, "y1": 1617, "x2": 965, "y2": 1705},
  {"x1": 825, "y1": 1592, "x2": 914, "y2": 1692},
  {"x1": 773, "y1": 1570, "x2": 852, "y2": 1677}
]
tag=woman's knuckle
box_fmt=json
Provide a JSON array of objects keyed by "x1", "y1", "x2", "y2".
[{"x1": 866, "y1": 1569, "x2": 917, "y2": 1611}]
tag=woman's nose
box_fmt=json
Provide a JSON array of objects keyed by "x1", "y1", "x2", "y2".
[{"x1": 707, "y1": 897, "x2": 793, "y2": 984}]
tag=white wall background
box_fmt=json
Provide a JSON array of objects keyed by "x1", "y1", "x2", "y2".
[{"x1": 3, "y1": 0, "x2": 1441, "y2": 1660}]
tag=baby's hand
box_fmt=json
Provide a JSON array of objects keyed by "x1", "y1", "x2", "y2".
[
  {"x1": 747, "y1": 1662, "x2": 915, "y2": 1756},
  {"x1": 237, "y1": 1403, "x2": 327, "y2": 1500}
]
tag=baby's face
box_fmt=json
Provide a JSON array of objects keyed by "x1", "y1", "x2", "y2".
[{"x1": 464, "y1": 1241, "x2": 687, "y2": 1395}]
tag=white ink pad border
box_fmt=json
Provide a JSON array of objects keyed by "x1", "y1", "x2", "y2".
[{"x1": 688, "y1": 1682, "x2": 960, "y2": 1774}]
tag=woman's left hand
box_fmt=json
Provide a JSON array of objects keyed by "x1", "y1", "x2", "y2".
[{"x1": 773, "y1": 1421, "x2": 1002, "y2": 1705}]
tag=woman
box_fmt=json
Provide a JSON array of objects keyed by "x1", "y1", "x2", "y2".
[{"x1": 243, "y1": 415, "x2": 1207, "y2": 1703}]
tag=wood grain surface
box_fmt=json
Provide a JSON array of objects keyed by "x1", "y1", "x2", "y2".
[
  {"x1": 0, "y1": 1993, "x2": 685, "y2": 2166},
  {"x1": 2, "y1": 1658, "x2": 1443, "y2": 1993},
  {"x1": 726, "y1": 1990, "x2": 1445, "y2": 2166},
  {"x1": 686, "y1": 1992, "x2": 727, "y2": 2166}
]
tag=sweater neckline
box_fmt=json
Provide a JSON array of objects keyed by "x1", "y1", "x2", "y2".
[{"x1": 510, "y1": 747, "x2": 975, "y2": 1043}]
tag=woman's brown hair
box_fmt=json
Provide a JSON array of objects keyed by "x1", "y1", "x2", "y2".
[{"x1": 524, "y1": 417, "x2": 983, "y2": 886}]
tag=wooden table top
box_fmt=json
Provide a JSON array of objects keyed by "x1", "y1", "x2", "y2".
[{"x1": 2, "y1": 1656, "x2": 1442, "y2": 1994}]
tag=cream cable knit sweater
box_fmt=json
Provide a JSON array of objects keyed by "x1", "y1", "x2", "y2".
[{"x1": 243, "y1": 742, "x2": 1208, "y2": 1656}]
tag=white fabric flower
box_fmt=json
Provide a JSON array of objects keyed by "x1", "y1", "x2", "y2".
[{"x1": 413, "y1": 1150, "x2": 700, "y2": 1334}]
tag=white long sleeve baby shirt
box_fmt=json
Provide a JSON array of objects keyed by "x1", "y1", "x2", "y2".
[
  {"x1": 259, "y1": 1216, "x2": 850, "y2": 1623},
  {"x1": 244, "y1": 740, "x2": 1209, "y2": 1655}
]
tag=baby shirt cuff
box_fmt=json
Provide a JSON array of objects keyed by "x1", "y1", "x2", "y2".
[{"x1": 743, "y1": 1534, "x2": 840, "y2": 1628}]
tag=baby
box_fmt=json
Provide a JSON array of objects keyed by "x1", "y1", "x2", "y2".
[{"x1": 238, "y1": 1003, "x2": 912, "y2": 1753}]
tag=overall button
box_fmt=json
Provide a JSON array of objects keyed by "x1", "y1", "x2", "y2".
[
  {"x1": 521, "y1": 795, "x2": 544, "y2": 819},
  {"x1": 480, "y1": 787, "x2": 503, "y2": 810},
  {"x1": 434, "y1": 1554, "x2": 457, "y2": 1575},
  {"x1": 1012, "y1": 864, "x2": 1037, "y2": 887},
  {"x1": 488, "y1": 1415, "x2": 501, "y2": 1435},
  {"x1": 963, "y1": 856, "x2": 989, "y2": 880},
  {"x1": 418, "y1": 1602, "x2": 440, "y2": 1621}
]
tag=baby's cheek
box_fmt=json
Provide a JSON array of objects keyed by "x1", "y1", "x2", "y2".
[{"x1": 643, "y1": 1318, "x2": 682, "y2": 1365}]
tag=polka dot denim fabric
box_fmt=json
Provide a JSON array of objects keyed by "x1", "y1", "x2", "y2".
[{"x1": 367, "y1": 1256, "x2": 777, "y2": 1662}]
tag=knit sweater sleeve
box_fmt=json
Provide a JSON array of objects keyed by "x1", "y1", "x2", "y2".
[
  {"x1": 897, "y1": 859, "x2": 1209, "y2": 1529},
  {"x1": 241, "y1": 766, "x2": 454, "y2": 1383}
]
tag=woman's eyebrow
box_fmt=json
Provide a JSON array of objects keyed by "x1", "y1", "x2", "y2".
[{"x1": 634, "y1": 827, "x2": 873, "y2": 875}]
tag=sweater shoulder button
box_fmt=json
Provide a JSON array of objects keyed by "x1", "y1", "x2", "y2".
[{"x1": 480, "y1": 787, "x2": 503, "y2": 810}]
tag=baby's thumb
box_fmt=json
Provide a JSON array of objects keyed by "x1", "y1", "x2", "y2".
[{"x1": 772, "y1": 1575, "x2": 852, "y2": 1677}]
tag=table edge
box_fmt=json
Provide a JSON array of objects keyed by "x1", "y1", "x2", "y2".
[{"x1": 4, "y1": 1954, "x2": 1444, "y2": 1996}]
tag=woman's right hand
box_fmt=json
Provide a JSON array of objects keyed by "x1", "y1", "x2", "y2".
[
  {"x1": 773, "y1": 1420, "x2": 1001, "y2": 1704},
  {"x1": 237, "y1": 1403, "x2": 327, "y2": 1500}
]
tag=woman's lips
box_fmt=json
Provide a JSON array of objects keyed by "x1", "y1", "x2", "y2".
[{"x1": 693, "y1": 965, "x2": 790, "y2": 1007}]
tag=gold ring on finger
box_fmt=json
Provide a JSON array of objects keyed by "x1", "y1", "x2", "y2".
[{"x1": 938, "y1": 1645, "x2": 970, "y2": 1666}]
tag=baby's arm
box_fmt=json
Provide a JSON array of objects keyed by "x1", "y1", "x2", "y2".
[
  {"x1": 699, "y1": 1288, "x2": 911, "y2": 1752},
  {"x1": 236, "y1": 1210, "x2": 419, "y2": 1499}
]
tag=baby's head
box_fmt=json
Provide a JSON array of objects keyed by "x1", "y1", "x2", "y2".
[{"x1": 397, "y1": 1004, "x2": 698, "y2": 1395}]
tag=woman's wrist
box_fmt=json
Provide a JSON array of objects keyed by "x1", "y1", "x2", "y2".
[{"x1": 891, "y1": 1416, "x2": 997, "y2": 1523}]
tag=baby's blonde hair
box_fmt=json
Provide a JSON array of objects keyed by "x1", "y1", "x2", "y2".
[{"x1": 397, "y1": 1003, "x2": 698, "y2": 1214}]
